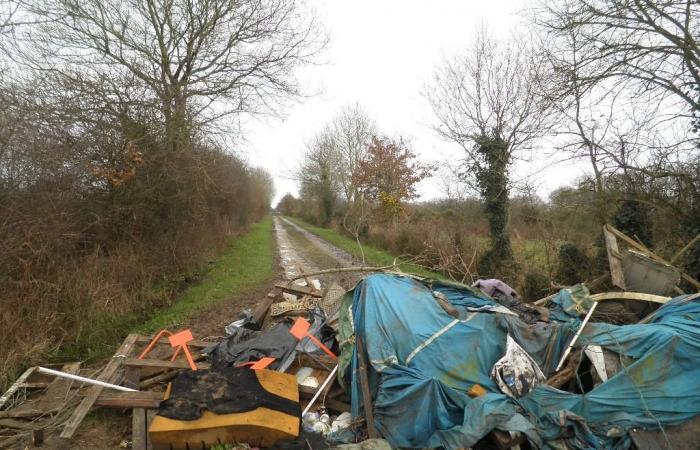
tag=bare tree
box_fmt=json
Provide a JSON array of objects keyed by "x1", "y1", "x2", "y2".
[
  {"x1": 535, "y1": 0, "x2": 700, "y2": 128},
  {"x1": 330, "y1": 104, "x2": 375, "y2": 204},
  {"x1": 10, "y1": 0, "x2": 325, "y2": 151},
  {"x1": 426, "y1": 29, "x2": 555, "y2": 271},
  {"x1": 539, "y1": 5, "x2": 699, "y2": 223}
]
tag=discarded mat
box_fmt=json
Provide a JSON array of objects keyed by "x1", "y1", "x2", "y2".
[{"x1": 271, "y1": 297, "x2": 317, "y2": 316}]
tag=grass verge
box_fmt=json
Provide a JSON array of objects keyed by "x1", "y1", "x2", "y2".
[
  {"x1": 285, "y1": 216, "x2": 443, "y2": 279},
  {"x1": 141, "y1": 216, "x2": 275, "y2": 332},
  {"x1": 57, "y1": 216, "x2": 275, "y2": 361}
]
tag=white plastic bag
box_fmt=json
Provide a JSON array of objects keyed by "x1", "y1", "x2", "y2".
[{"x1": 491, "y1": 334, "x2": 546, "y2": 398}]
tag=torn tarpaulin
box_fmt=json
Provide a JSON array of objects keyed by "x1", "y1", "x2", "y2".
[{"x1": 338, "y1": 274, "x2": 700, "y2": 450}]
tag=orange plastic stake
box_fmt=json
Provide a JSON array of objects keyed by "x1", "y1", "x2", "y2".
[
  {"x1": 168, "y1": 329, "x2": 197, "y2": 371},
  {"x1": 289, "y1": 317, "x2": 337, "y2": 360},
  {"x1": 234, "y1": 357, "x2": 276, "y2": 370},
  {"x1": 138, "y1": 329, "x2": 173, "y2": 360}
]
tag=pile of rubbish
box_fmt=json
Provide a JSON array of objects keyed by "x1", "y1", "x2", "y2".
[{"x1": 1, "y1": 223, "x2": 699, "y2": 450}]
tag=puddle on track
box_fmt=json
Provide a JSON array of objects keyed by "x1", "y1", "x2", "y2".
[{"x1": 274, "y1": 216, "x2": 364, "y2": 289}]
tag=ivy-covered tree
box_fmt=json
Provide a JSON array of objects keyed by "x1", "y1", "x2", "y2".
[{"x1": 427, "y1": 29, "x2": 555, "y2": 274}]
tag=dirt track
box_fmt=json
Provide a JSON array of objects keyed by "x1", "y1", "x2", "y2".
[{"x1": 274, "y1": 216, "x2": 363, "y2": 289}]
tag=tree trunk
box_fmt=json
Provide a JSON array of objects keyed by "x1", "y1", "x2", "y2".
[
  {"x1": 476, "y1": 137, "x2": 514, "y2": 266},
  {"x1": 162, "y1": 86, "x2": 190, "y2": 152}
]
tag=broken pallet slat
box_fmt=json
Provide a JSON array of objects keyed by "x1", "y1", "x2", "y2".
[
  {"x1": 17, "y1": 383, "x2": 48, "y2": 390},
  {"x1": 0, "y1": 418, "x2": 39, "y2": 431},
  {"x1": 39, "y1": 362, "x2": 81, "y2": 413},
  {"x1": 252, "y1": 292, "x2": 276, "y2": 326},
  {"x1": 0, "y1": 408, "x2": 58, "y2": 419},
  {"x1": 0, "y1": 367, "x2": 36, "y2": 410},
  {"x1": 60, "y1": 333, "x2": 140, "y2": 439},
  {"x1": 603, "y1": 225, "x2": 626, "y2": 289},
  {"x1": 125, "y1": 364, "x2": 148, "y2": 450},
  {"x1": 274, "y1": 283, "x2": 323, "y2": 298},
  {"x1": 355, "y1": 335, "x2": 378, "y2": 439},
  {"x1": 132, "y1": 407, "x2": 148, "y2": 450},
  {"x1": 94, "y1": 391, "x2": 163, "y2": 409},
  {"x1": 139, "y1": 371, "x2": 177, "y2": 390},
  {"x1": 123, "y1": 359, "x2": 210, "y2": 371},
  {"x1": 146, "y1": 409, "x2": 155, "y2": 450}
]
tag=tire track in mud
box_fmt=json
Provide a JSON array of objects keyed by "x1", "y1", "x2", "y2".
[{"x1": 274, "y1": 216, "x2": 363, "y2": 289}]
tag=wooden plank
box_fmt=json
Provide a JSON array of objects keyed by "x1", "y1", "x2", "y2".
[
  {"x1": 40, "y1": 362, "x2": 81, "y2": 412},
  {"x1": 355, "y1": 335, "x2": 378, "y2": 439},
  {"x1": 274, "y1": 283, "x2": 322, "y2": 298},
  {"x1": 603, "y1": 226, "x2": 626, "y2": 289},
  {"x1": 0, "y1": 367, "x2": 35, "y2": 410},
  {"x1": 137, "y1": 354, "x2": 207, "y2": 390},
  {"x1": 0, "y1": 408, "x2": 57, "y2": 419},
  {"x1": 124, "y1": 359, "x2": 210, "y2": 371},
  {"x1": 132, "y1": 408, "x2": 147, "y2": 450},
  {"x1": 17, "y1": 382, "x2": 49, "y2": 390},
  {"x1": 124, "y1": 364, "x2": 147, "y2": 450},
  {"x1": 146, "y1": 409, "x2": 156, "y2": 450},
  {"x1": 139, "y1": 371, "x2": 177, "y2": 390},
  {"x1": 0, "y1": 418, "x2": 40, "y2": 431},
  {"x1": 123, "y1": 366, "x2": 139, "y2": 390},
  {"x1": 3, "y1": 362, "x2": 80, "y2": 420},
  {"x1": 60, "y1": 333, "x2": 140, "y2": 439},
  {"x1": 95, "y1": 391, "x2": 163, "y2": 409},
  {"x1": 252, "y1": 294, "x2": 276, "y2": 326},
  {"x1": 606, "y1": 224, "x2": 700, "y2": 291}
]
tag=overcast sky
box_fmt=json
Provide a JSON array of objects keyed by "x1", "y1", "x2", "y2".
[{"x1": 240, "y1": 0, "x2": 586, "y2": 205}]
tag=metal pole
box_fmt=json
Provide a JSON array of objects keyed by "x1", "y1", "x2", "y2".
[
  {"x1": 37, "y1": 367, "x2": 137, "y2": 392},
  {"x1": 555, "y1": 301, "x2": 599, "y2": 372},
  {"x1": 301, "y1": 364, "x2": 338, "y2": 416}
]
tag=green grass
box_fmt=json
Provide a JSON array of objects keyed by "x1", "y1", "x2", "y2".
[
  {"x1": 285, "y1": 216, "x2": 444, "y2": 279},
  {"x1": 56, "y1": 216, "x2": 275, "y2": 361},
  {"x1": 141, "y1": 216, "x2": 275, "y2": 331}
]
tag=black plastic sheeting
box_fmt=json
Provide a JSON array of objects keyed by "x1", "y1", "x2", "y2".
[
  {"x1": 205, "y1": 307, "x2": 338, "y2": 372},
  {"x1": 206, "y1": 321, "x2": 298, "y2": 371}
]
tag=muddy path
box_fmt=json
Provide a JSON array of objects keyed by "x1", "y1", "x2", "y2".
[{"x1": 274, "y1": 215, "x2": 364, "y2": 290}]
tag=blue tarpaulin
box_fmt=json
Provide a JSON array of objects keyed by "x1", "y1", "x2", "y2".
[{"x1": 338, "y1": 273, "x2": 700, "y2": 449}]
